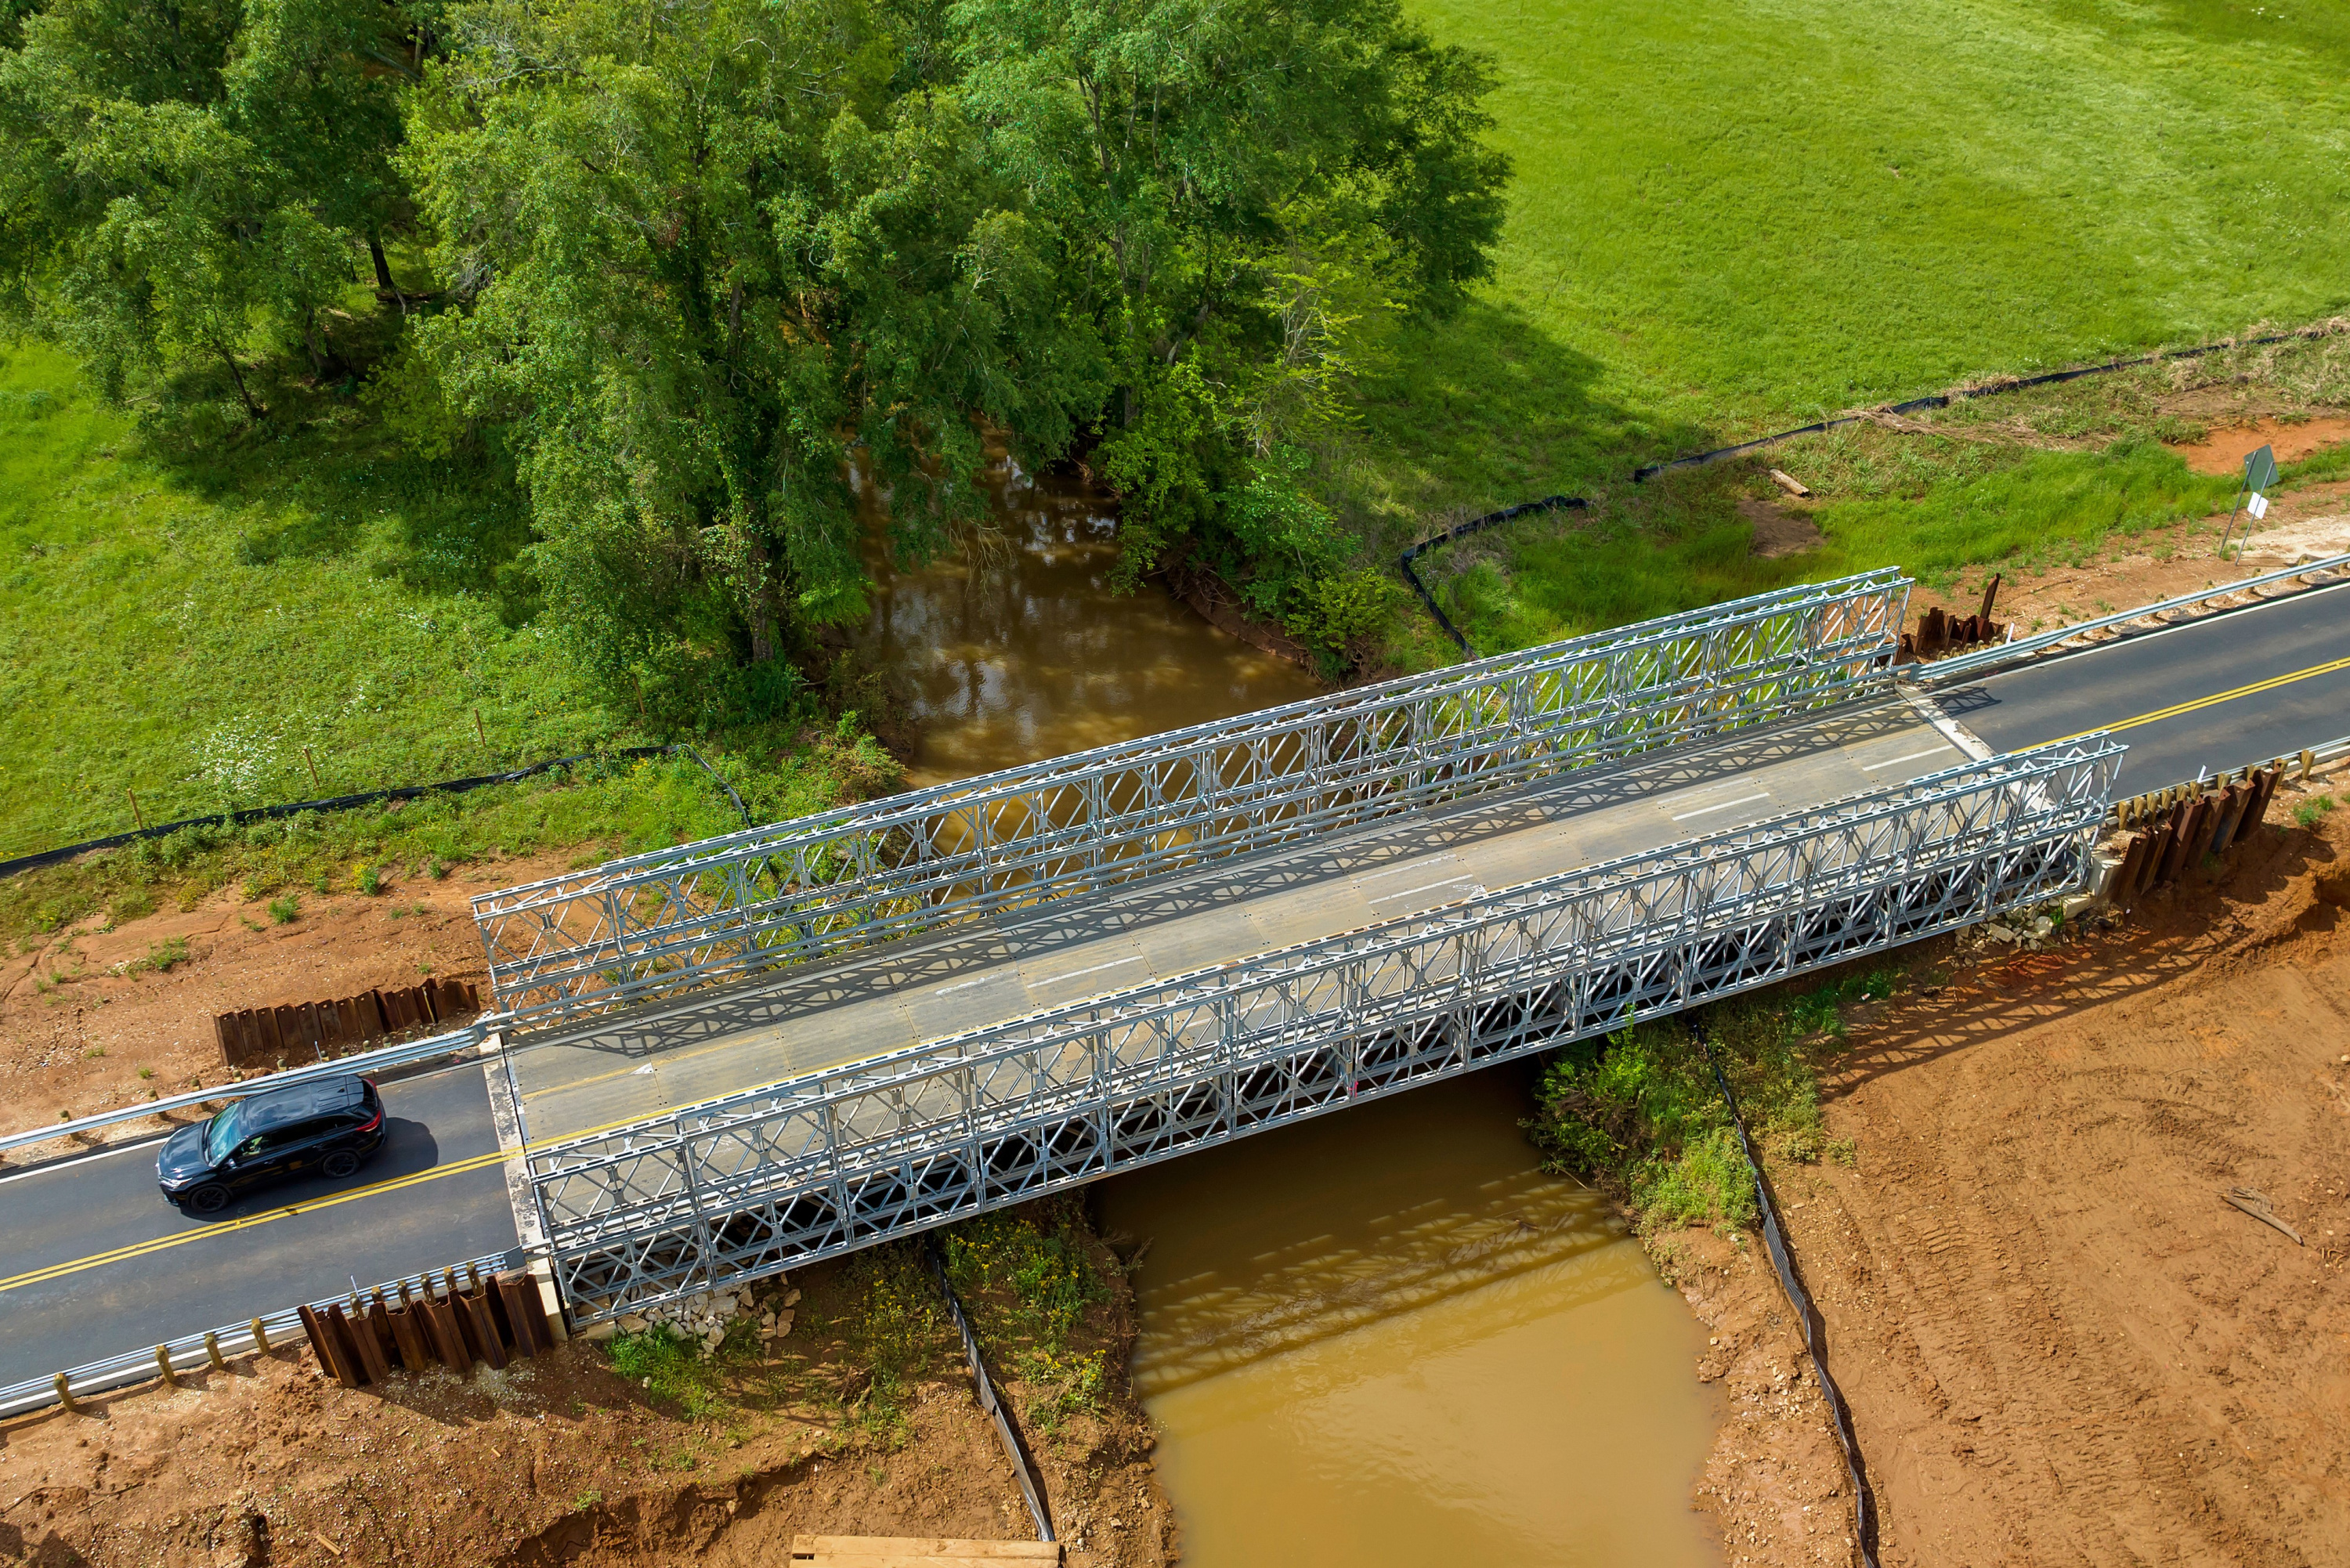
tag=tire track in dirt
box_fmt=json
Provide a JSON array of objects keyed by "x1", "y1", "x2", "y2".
[{"x1": 1767, "y1": 811, "x2": 2350, "y2": 1566}]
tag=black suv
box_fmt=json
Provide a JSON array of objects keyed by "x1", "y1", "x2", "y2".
[{"x1": 157, "y1": 1075, "x2": 386, "y2": 1214}]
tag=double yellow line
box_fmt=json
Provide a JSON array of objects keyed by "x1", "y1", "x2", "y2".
[
  {"x1": 2046, "y1": 651, "x2": 2350, "y2": 746},
  {"x1": 0, "y1": 1147, "x2": 512, "y2": 1295}
]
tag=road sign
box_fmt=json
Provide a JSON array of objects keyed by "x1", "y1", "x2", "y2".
[{"x1": 2245, "y1": 443, "x2": 2280, "y2": 490}]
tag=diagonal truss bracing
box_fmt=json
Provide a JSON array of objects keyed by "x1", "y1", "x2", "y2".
[
  {"x1": 473, "y1": 571, "x2": 1911, "y2": 1028},
  {"x1": 522, "y1": 736, "x2": 2117, "y2": 1324}
]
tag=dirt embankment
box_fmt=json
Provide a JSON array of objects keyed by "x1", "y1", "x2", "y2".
[
  {"x1": 1673, "y1": 785, "x2": 2350, "y2": 1565},
  {"x1": 0, "y1": 1219, "x2": 1173, "y2": 1568},
  {"x1": 0, "y1": 853, "x2": 580, "y2": 1138}
]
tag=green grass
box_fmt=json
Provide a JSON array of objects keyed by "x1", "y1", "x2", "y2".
[
  {"x1": 940, "y1": 1200, "x2": 1114, "y2": 1433},
  {"x1": 1528, "y1": 968, "x2": 1907, "y2": 1231},
  {"x1": 0, "y1": 749, "x2": 873, "y2": 948},
  {"x1": 0, "y1": 341, "x2": 616, "y2": 856},
  {"x1": 0, "y1": 340, "x2": 893, "y2": 882},
  {"x1": 1340, "y1": 0, "x2": 2350, "y2": 655}
]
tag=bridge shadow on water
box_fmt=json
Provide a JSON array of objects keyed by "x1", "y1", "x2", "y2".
[
  {"x1": 1123, "y1": 1167, "x2": 1650, "y2": 1405},
  {"x1": 512, "y1": 698, "x2": 1929, "y2": 1076}
]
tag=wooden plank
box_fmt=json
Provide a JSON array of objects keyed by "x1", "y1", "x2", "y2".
[{"x1": 788, "y1": 1538, "x2": 1061, "y2": 1563}]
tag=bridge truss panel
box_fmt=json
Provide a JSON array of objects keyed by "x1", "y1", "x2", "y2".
[
  {"x1": 522, "y1": 736, "x2": 2117, "y2": 1324},
  {"x1": 472, "y1": 570, "x2": 1911, "y2": 1029}
]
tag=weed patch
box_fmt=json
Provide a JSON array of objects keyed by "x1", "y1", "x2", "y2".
[
  {"x1": 941, "y1": 1200, "x2": 1115, "y2": 1433},
  {"x1": 1528, "y1": 969, "x2": 1897, "y2": 1230}
]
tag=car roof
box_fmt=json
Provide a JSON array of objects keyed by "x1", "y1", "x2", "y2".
[{"x1": 241, "y1": 1075, "x2": 367, "y2": 1128}]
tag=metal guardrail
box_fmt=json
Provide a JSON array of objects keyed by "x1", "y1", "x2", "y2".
[
  {"x1": 523, "y1": 737, "x2": 2118, "y2": 1323},
  {"x1": 472, "y1": 570, "x2": 1913, "y2": 1031},
  {"x1": 1916, "y1": 554, "x2": 2350, "y2": 686},
  {"x1": 0, "y1": 1250, "x2": 516, "y2": 1422},
  {"x1": 0, "y1": 1021, "x2": 499, "y2": 1162},
  {"x1": 2107, "y1": 733, "x2": 2350, "y2": 832}
]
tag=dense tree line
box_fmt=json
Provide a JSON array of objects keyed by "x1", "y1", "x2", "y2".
[{"x1": 1, "y1": 0, "x2": 1506, "y2": 706}]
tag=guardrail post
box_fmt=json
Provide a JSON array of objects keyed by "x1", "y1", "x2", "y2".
[
  {"x1": 251, "y1": 1317, "x2": 269, "y2": 1355},
  {"x1": 204, "y1": 1331, "x2": 226, "y2": 1371},
  {"x1": 53, "y1": 1372, "x2": 75, "y2": 1413},
  {"x1": 154, "y1": 1346, "x2": 175, "y2": 1386}
]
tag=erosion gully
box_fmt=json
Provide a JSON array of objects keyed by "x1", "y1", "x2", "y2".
[{"x1": 858, "y1": 454, "x2": 1722, "y2": 1566}]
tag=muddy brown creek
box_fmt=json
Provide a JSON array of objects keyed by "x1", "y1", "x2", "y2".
[
  {"x1": 858, "y1": 453, "x2": 1321, "y2": 785},
  {"x1": 860, "y1": 460, "x2": 1722, "y2": 1565}
]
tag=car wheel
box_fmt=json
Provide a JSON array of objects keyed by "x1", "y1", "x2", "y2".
[
  {"x1": 186, "y1": 1183, "x2": 232, "y2": 1215},
  {"x1": 320, "y1": 1149, "x2": 363, "y2": 1180}
]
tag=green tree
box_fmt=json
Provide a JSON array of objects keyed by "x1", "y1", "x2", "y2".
[
  {"x1": 945, "y1": 0, "x2": 1507, "y2": 636},
  {"x1": 0, "y1": 0, "x2": 422, "y2": 406},
  {"x1": 393, "y1": 0, "x2": 1108, "y2": 707}
]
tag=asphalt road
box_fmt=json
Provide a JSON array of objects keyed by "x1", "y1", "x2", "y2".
[
  {"x1": 1947, "y1": 580, "x2": 2350, "y2": 797},
  {"x1": 0, "y1": 1061, "x2": 514, "y2": 1389}
]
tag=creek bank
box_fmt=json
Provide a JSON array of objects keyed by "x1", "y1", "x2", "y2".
[
  {"x1": 0, "y1": 1201, "x2": 1173, "y2": 1568},
  {"x1": 1533, "y1": 775, "x2": 2350, "y2": 1565}
]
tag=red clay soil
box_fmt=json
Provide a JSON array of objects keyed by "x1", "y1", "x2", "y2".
[
  {"x1": 2171, "y1": 417, "x2": 2350, "y2": 476},
  {"x1": 0, "y1": 853, "x2": 580, "y2": 1147},
  {"x1": 0, "y1": 1241, "x2": 1173, "y2": 1568},
  {"x1": 1914, "y1": 475, "x2": 2350, "y2": 651},
  {"x1": 1679, "y1": 780, "x2": 2350, "y2": 1566}
]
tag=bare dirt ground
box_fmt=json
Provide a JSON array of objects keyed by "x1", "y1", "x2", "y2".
[
  {"x1": 0, "y1": 852, "x2": 579, "y2": 1147},
  {"x1": 0, "y1": 1228, "x2": 1173, "y2": 1568},
  {"x1": 1672, "y1": 775, "x2": 2350, "y2": 1566},
  {"x1": 1934, "y1": 468, "x2": 2350, "y2": 645}
]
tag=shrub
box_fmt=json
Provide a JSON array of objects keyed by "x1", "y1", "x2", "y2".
[{"x1": 267, "y1": 893, "x2": 301, "y2": 923}]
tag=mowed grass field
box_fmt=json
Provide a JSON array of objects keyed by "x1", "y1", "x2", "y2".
[
  {"x1": 1354, "y1": 0, "x2": 2350, "y2": 652},
  {"x1": 7, "y1": 0, "x2": 2350, "y2": 876},
  {"x1": 0, "y1": 343, "x2": 870, "y2": 914}
]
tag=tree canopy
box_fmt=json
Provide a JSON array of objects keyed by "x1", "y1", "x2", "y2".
[{"x1": 0, "y1": 0, "x2": 1506, "y2": 706}]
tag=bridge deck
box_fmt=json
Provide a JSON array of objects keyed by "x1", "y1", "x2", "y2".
[{"x1": 507, "y1": 698, "x2": 1969, "y2": 1146}]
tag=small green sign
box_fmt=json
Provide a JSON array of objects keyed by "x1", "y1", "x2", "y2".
[{"x1": 2244, "y1": 443, "x2": 2280, "y2": 490}]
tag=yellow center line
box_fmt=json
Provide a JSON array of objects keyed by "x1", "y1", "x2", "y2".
[
  {"x1": 2044, "y1": 651, "x2": 2350, "y2": 747},
  {"x1": 0, "y1": 1148, "x2": 513, "y2": 1295}
]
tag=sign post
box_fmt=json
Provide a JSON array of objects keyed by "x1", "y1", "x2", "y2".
[{"x1": 2218, "y1": 443, "x2": 2281, "y2": 562}]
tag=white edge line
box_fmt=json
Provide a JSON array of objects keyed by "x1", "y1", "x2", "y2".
[
  {"x1": 935, "y1": 976, "x2": 1000, "y2": 995},
  {"x1": 1048, "y1": 953, "x2": 1146, "y2": 983},
  {"x1": 1862, "y1": 744, "x2": 1958, "y2": 771},
  {"x1": 1352, "y1": 856, "x2": 1455, "y2": 885},
  {"x1": 1670, "y1": 792, "x2": 1770, "y2": 822},
  {"x1": 1379, "y1": 876, "x2": 1484, "y2": 902}
]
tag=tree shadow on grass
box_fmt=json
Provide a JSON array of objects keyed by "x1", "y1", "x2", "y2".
[
  {"x1": 124, "y1": 328, "x2": 538, "y2": 623},
  {"x1": 1340, "y1": 294, "x2": 1722, "y2": 537}
]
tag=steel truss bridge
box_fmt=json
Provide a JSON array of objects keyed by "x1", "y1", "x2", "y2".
[
  {"x1": 473, "y1": 570, "x2": 1912, "y2": 1029},
  {"x1": 519, "y1": 738, "x2": 2114, "y2": 1321},
  {"x1": 457, "y1": 568, "x2": 2122, "y2": 1325}
]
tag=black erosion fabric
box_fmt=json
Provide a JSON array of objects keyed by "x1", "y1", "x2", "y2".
[
  {"x1": 1704, "y1": 1028, "x2": 1882, "y2": 1568},
  {"x1": 1, "y1": 742, "x2": 751, "y2": 880},
  {"x1": 1400, "y1": 321, "x2": 2349, "y2": 657}
]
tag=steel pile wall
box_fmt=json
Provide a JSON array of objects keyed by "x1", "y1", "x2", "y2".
[
  {"x1": 523, "y1": 738, "x2": 2117, "y2": 1324},
  {"x1": 473, "y1": 570, "x2": 1911, "y2": 1030}
]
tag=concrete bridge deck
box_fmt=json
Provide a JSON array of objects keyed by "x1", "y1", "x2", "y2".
[{"x1": 505, "y1": 697, "x2": 1966, "y2": 1146}]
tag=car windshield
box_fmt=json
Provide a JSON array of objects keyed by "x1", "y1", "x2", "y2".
[{"x1": 203, "y1": 1101, "x2": 251, "y2": 1165}]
